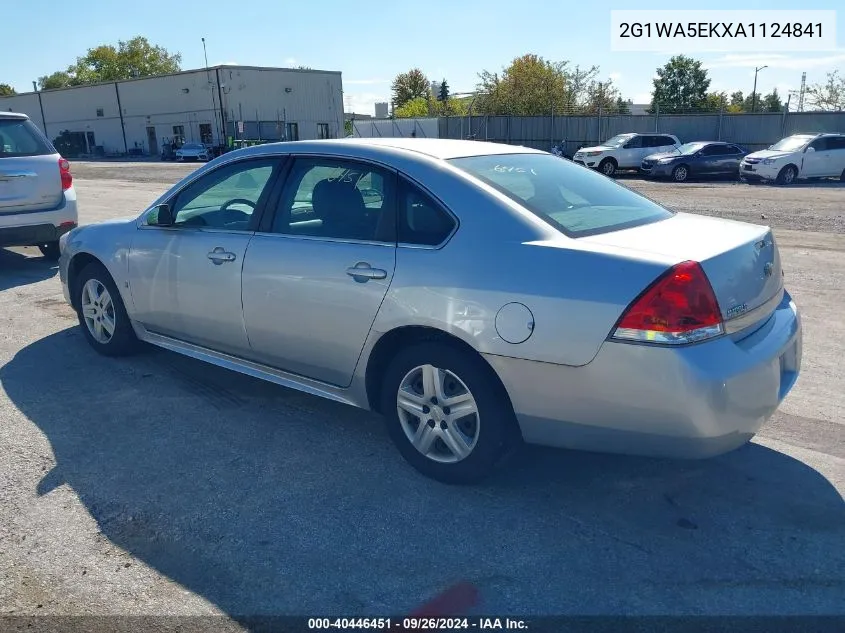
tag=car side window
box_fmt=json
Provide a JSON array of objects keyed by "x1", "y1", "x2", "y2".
[
  {"x1": 698, "y1": 145, "x2": 718, "y2": 156},
  {"x1": 167, "y1": 158, "x2": 277, "y2": 230},
  {"x1": 271, "y1": 157, "x2": 396, "y2": 242},
  {"x1": 623, "y1": 136, "x2": 643, "y2": 149},
  {"x1": 398, "y1": 181, "x2": 456, "y2": 247},
  {"x1": 725, "y1": 145, "x2": 742, "y2": 154},
  {"x1": 659, "y1": 136, "x2": 676, "y2": 147},
  {"x1": 826, "y1": 136, "x2": 845, "y2": 151},
  {"x1": 809, "y1": 138, "x2": 829, "y2": 152}
]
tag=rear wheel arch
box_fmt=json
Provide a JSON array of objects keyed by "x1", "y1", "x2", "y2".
[{"x1": 364, "y1": 326, "x2": 515, "y2": 421}]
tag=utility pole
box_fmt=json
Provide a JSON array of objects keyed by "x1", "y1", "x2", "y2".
[
  {"x1": 752, "y1": 65, "x2": 768, "y2": 113},
  {"x1": 201, "y1": 37, "x2": 220, "y2": 147}
]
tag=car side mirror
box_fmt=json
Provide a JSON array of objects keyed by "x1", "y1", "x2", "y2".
[
  {"x1": 148, "y1": 204, "x2": 174, "y2": 226},
  {"x1": 805, "y1": 146, "x2": 815, "y2": 153}
]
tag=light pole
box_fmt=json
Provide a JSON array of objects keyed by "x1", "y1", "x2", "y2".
[
  {"x1": 201, "y1": 37, "x2": 221, "y2": 146},
  {"x1": 751, "y1": 65, "x2": 768, "y2": 112}
]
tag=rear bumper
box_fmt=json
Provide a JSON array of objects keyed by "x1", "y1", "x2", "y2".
[
  {"x1": 0, "y1": 189, "x2": 78, "y2": 247},
  {"x1": 0, "y1": 221, "x2": 77, "y2": 247},
  {"x1": 484, "y1": 291, "x2": 802, "y2": 459}
]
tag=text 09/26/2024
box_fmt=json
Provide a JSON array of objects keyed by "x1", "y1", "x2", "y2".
[{"x1": 610, "y1": 10, "x2": 837, "y2": 52}]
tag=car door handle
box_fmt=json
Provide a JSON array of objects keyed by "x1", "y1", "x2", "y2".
[
  {"x1": 346, "y1": 262, "x2": 387, "y2": 281},
  {"x1": 207, "y1": 247, "x2": 237, "y2": 265}
]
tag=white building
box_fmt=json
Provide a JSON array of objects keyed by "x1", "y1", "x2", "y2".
[
  {"x1": 0, "y1": 65, "x2": 344, "y2": 157},
  {"x1": 374, "y1": 102, "x2": 389, "y2": 119}
]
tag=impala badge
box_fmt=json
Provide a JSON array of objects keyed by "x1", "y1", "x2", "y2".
[
  {"x1": 727, "y1": 303, "x2": 748, "y2": 318},
  {"x1": 764, "y1": 262, "x2": 774, "y2": 277}
]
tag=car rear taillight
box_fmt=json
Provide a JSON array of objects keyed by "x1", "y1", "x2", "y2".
[
  {"x1": 59, "y1": 157, "x2": 72, "y2": 190},
  {"x1": 611, "y1": 261, "x2": 724, "y2": 345}
]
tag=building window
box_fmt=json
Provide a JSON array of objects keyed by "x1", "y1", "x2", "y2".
[
  {"x1": 199, "y1": 123, "x2": 213, "y2": 145},
  {"x1": 317, "y1": 123, "x2": 330, "y2": 139},
  {"x1": 285, "y1": 122, "x2": 299, "y2": 141},
  {"x1": 96, "y1": 108, "x2": 104, "y2": 117}
]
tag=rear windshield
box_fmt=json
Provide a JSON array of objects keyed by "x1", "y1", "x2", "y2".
[
  {"x1": 448, "y1": 153, "x2": 674, "y2": 238},
  {"x1": 0, "y1": 118, "x2": 54, "y2": 158}
]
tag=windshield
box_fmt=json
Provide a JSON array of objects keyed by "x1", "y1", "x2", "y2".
[
  {"x1": 676, "y1": 142, "x2": 707, "y2": 155},
  {"x1": 602, "y1": 134, "x2": 635, "y2": 147},
  {"x1": 769, "y1": 136, "x2": 813, "y2": 152},
  {"x1": 449, "y1": 153, "x2": 674, "y2": 238}
]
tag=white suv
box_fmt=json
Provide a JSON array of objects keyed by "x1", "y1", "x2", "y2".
[
  {"x1": 0, "y1": 112, "x2": 77, "y2": 260},
  {"x1": 740, "y1": 133, "x2": 845, "y2": 185},
  {"x1": 573, "y1": 133, "x2": 680, "y2": 176}
]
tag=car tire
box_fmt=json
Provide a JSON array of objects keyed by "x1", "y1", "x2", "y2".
[
  {"x1": 671, "y1": 164, "x2": 690, "y2": 182},
  {"x1": 776, "y1": 165, "x2": 798, "y2": 185},
  {"x1": 380, "y1": 342, "x2": 519, "y2": 484},
  {"x1": 74, "y1": 262, "x2": 140, "y2": 357},
  {"x1": 598, "y1": 158, "x2": 617, "y2": 177},
  {"x1": 38, "y1": 241, "x2": 61, "y2": 260}
]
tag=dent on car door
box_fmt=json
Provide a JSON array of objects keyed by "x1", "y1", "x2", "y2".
[
  {"x1": 127, "y1": 157, "x2": 280, "y2": 355},
  {"x1": 240, "y1": 157, "x2": 398, "y2": 386}
]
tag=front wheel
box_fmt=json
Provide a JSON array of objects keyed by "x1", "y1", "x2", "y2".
[
  {"x1": 380, "y1": 343, "x2": 519, "y2": 484},
  {"x1": 38, "y1": 241, "x2": 61, "y2": 260},
  {"x1": 75, "y1": 262, "x2": 140, "y2": 357},
  {"x1": 598, "y1": 158, "x2": 617, "y2": 177},
  {"x1": 671, "y1": 164, "x2": 690, "y2": 182},
  {"x1": 776, "y1": 165, "x2": 798, "y2": 185}
]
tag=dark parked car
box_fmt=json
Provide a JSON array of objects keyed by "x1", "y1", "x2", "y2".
[{"x1": 641, "y1": 141, "x2": 749, "y2": 182}]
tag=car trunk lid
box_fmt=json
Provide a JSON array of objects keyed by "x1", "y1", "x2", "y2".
[
  {"x1": 0, "y1": 154, "x2": 63, "y2": 213},
  {"x1": 580, "y1": 212, "x2": 783, "y2": 330}
]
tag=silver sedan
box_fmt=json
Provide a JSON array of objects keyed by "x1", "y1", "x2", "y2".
[{"x1": 58, "y1": 138, "x2": 803, "y2": 483}]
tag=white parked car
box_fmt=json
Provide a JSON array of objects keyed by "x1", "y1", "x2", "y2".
[
  {"x1": 175, "y1": 143, "x2": 211, "y2": 162},
  {"x1": 573, "y1": 133, "x2": 680, "y2": 176},
  {"x1": 0, "y1": 112, "x2": 77, "y2": 260},
  {"x1": 740, "y1": 133, "x2": 845, "y2": 185}
]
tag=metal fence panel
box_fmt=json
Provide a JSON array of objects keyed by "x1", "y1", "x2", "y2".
[{"x1": 438, "y1": 112, "x2": 845, "y2": 153}]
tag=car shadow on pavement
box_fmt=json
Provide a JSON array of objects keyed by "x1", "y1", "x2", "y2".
[
  {"x1": 3, "y1": 328, "x2": 844, "y2": 618},
  {"x1": 0, "y1": 248, "x2": 57, "y2": 292}
]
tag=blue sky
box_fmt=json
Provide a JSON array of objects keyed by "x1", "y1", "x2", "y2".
[{"x1": 2, "y1": 0, "x2": 844, "y2": 114}]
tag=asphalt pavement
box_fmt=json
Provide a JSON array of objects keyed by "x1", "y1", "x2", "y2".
[{"x1": 0, "y1": 161, "x2": 842, "y2": 623}]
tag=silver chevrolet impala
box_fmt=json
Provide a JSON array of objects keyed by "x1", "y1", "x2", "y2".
[{"x1": 58, "y1": 138, "x2": 802, "y2": 483}]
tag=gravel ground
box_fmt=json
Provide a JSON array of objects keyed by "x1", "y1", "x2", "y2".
[{"x1": 0, "y1": 161, "x2": 843, "y2": 628}]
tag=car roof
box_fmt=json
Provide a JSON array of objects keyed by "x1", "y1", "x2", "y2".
[
  {"x1": 251, "y1": 137, "x2": 546, "y2": 161},
  {"x1": 0, "y1": 112, "x2": 29, "y2": 121}
]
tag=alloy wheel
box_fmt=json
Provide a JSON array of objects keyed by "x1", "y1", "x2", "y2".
[{"x1": 80, "y1": 279, "x2": 116, "y2": 344}]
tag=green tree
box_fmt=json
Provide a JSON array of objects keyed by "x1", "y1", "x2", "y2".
[
  {"x1": 0, "y1": 83, "x2": 16, "y2": 96},
  {"x1": 394, "y1": 97, "x2": 431, "y2": 118},
  {"x1": 391, "y1": 68, "x2": 430, "y2": 109},
  {"x1": 474, "y1": 54, "x2": 613, "y2": 115},
  {"x1": 38, "y1": 36, "x2": 181, "y2": 90},
  {"x1": 614, "y1": 97, "x2": 631, "y2": 115},
  {"x1": 806, "y1": 70, "x2": 845, "y2": 111},
  {"x1": 760, "y1": 88, "x2": 783, "y2": 112},
  {"x1": 702, "y1": 91, "x2": 727, "y2": 112},
  {"x1": 650, "y1": 55, "x2": 711, "y2": 113},
  {"x1": 38, "y1": 71, "x2": 72, "y2": 90}
]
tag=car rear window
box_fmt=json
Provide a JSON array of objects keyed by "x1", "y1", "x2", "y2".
[
  {"x1": 0, "y1": 118, "x2": 54, "y2": 157},
  {"x1": 448, "y1": 153, "x2": 674, "y2": 238}
]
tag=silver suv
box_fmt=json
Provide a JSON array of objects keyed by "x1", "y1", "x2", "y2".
[{"x1": 0, "y1": 112, "x2": 78, "y2": 259}]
